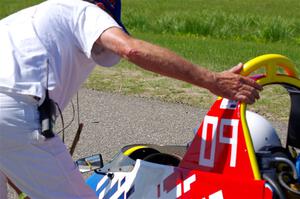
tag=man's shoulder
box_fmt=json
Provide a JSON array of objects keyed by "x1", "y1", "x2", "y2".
[
  {"x1": 45, "y1": 0, "x2": 94, "y2": 9},
  {"x1": 41, "y1": 0, "x2": 99, "y2": 21}
]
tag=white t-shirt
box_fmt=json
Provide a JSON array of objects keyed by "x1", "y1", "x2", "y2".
[{"x1": 0, "y1": 0, "x2": 122, "y2": 110}]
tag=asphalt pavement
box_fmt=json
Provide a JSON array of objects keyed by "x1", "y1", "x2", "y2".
[{"x1": 63, "y1": 88, "x2": 202, "y2": 162}]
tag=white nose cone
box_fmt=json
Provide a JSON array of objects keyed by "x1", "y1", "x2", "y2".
[{"x1": 246, "y1": 111, "x2": 282, "y2": 152}]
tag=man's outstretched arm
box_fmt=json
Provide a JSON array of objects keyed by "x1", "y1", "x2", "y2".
[{"x1": 97, "y1": 27, "x2": 262, "y2": 104}]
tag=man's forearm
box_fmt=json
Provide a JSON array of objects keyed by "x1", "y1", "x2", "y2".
[
  {"x1": 124, "y1": 39, "x2": 215, "y2": 90},
  {"x1": 98, "y1": 28, "x2": 215, "y2": 91}
]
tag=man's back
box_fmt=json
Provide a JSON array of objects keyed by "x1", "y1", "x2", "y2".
[{"x1": 0, "y1": 0, "x2": 121, "y2": 109}]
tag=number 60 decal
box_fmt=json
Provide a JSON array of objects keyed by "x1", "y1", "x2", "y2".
[{"x1": 199, "y1": 116, "x2": 239, "y2": 168}]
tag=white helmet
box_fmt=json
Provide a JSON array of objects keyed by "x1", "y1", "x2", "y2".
[{"x1": 246, "y1": 111, "x2": 282, "y2": 152}]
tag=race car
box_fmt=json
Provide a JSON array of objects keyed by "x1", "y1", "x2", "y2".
[{"x1": 76, "y1": 54, "x2": 300, "y2": 199}]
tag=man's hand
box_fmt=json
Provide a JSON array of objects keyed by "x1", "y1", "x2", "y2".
[{"x1": 209, "y1": 63, "x2": 262, "y2": 104}]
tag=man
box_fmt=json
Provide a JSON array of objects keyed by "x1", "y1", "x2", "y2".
[{"x1": 0, "y1": 0, "x2": 261, "y2": 198}]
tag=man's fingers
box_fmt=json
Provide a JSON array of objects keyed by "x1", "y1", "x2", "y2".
[
  {"x1": 234, "y1": 85, "x2": 260, "y2": 104},
  {"x1": 242, "y1": 84, "x2": 260, "y2": 100},
  {"x1": 252, "y1": 89, "x2": 260, "y2": 100},
  {"x1": 213, "y1": 70, "x2": 263, "y2": 104},
  {"x1": 241, "y1": 76, "x2": 263, "y2": 91},
  {"x1": 235, "y1": 93, "x2": 256, "y2": 105},
  {"x1": 229, "y1": 63, "x2": 243, "y2": 74},
  {"x1": 230, "y1": 63, "x2": 263, "y2": 91}
]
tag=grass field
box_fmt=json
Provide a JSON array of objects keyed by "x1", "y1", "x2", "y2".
[
  {"x1": 1, "y1": 0, "x2": 300, "y2": 121},
  {"x1": 123, "y1": 0, "x2": 300, "y2": 44}
]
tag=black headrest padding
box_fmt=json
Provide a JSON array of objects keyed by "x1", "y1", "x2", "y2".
[{"x1": 286, "y1": 86, "x2": 300, "y2": 148}]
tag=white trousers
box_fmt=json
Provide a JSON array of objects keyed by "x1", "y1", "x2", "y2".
[{"x1": 0, "y1": 92, "x2": 97, "y2": 199}]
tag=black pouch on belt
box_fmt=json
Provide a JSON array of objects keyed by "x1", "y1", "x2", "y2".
[{"x1": 38, "y1": 90, "x2": 56, "y2": 138}]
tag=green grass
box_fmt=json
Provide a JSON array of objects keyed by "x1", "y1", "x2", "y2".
[
  {"x1": 123, "y1": 0, "x2": 300, "y2": 19},
  {"x1": 2, "y1": 0, "x2": 300, "y2": 121},
  {"x1": 122, "y1": 0, "x2": 300, "y2": 44},
  {"x1": 0, "y1": 0, "x2": 42, "y2": 18}
]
